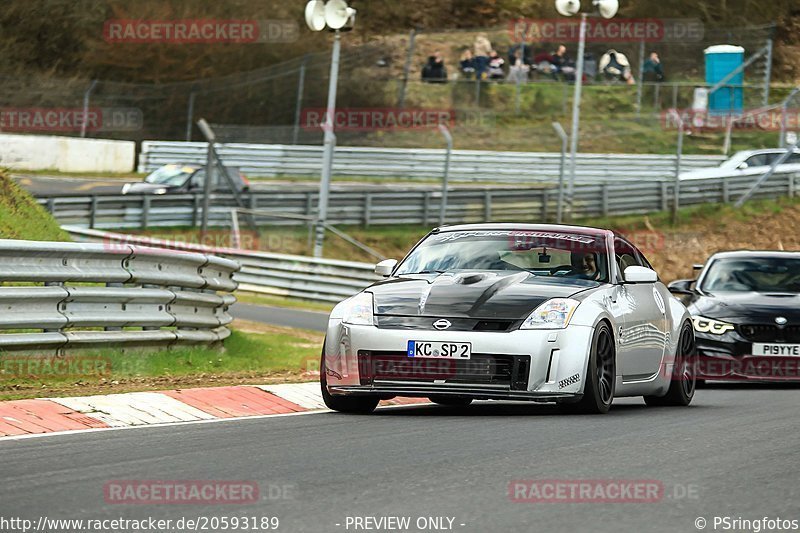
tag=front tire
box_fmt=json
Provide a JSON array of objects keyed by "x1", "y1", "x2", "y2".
[
  {"x1": 644, "y1": 322, "x2": 696, "y2": 407},
  {"x1": 560, "y1": 322, "x2": 616, "y2": 414},
  {"x1": 320, "y1": 345, "x2": 379, "y2": 414}
]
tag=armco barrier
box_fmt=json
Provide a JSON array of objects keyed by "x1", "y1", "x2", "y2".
[
  {"x1": 0, "y1": 239, "x2": 239, "y2": 354},
  {"x1": 138, "y1": 141, "x2": 724, "y2": 183},
  {"x1": 63, "y1": 227, "x2": 377, "y2": 303}
]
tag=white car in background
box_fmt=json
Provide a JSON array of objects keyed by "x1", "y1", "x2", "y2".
[{"x1": 679, "y1": 148, "x2": 800, "y2": 181}]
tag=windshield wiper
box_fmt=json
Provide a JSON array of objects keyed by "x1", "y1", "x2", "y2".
[{"x1": 405, "y1": 270, "x2": 448, "y2": 275}]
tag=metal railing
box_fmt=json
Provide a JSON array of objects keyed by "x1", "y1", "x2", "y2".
[
  {"x1": 40, "y1": 169, "x2": 799, "y2": 231},
  {"x1": 0, "y1": 240, "x2": 240, "y2": 354},
  {"x1": 138, "y1": 142, "x2": 723, "y2": 183},
  {"x1": 64, "y1": 227, "x2": 377, "y2": 303}
]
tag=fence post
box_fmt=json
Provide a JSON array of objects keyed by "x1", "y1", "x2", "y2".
[
  {"x1": 397, "y1": 29, "x2": 416, "y2": 109},
  {"x1": 790, "y1": 173, "x2": 796, "y2": 198},
  {"x1": 763, "y1": 34, "x2": 774, "y2": 106},
  {"x1": 364, "y1": 193, "x2": 372, "y2": 227},
  {"x1": 438, "y1": 125, "x2": 453, "y2": 226},
  {"x1": 635, "y1": 39, "x2": 645, "y2": 117},
  {"x1": 423, "y1": 191, "x2": 430, "y2": 225},
  {"x1": 722, "y1": 180, "x2": 730, "y2": 203},
  {"x1": 80, "y1": 79, "x2": 98, "y2": 138},
  {"x1": 484, "y1": 190, "x2": 492, "y2": 221},
  {"x1": 89, "y1": 196, "x2": 98, "y2": 229},
  {"x1": 191, "y1": 194, "x2": 200, "y2": 227},
  {"x1": 660, "y1": 182, "x2": 668, "y2": 211},
  {"x1": 602, "y1": 184, "x2": 609, "y2": 217},
  {"x1": 292, "y1": 56, "x2": 308, "y2": 145},
  {"x1": 185, "y1": 90, "x2": 196, "y2": 141}
]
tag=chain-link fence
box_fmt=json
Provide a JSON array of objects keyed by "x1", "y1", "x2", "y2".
[{"x1": 0, "y1": 21, "x2": 786, "y2": 155}]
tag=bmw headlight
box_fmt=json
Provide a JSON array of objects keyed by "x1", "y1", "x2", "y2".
[
  {"x1": 342, "y1": 292, "x2": 374, "y2": 326},
  {"x1": 692, "y1": 316, "x2": 734, "y2": 335},
  {"x1": 521, "y1": 298, "x2": 580, "y2": 330}
]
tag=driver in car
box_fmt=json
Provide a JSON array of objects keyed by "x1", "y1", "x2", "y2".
[{"x1": 566, "y1": 252, "x2": 600, "y2": 280}]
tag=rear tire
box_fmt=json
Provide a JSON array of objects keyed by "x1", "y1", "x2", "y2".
[
  {"x1": 559, "y1": 322, "x2": 615, "y2": 414},
  {"x1": 428, "y1": 396, "x2": 473, "y2": 407},
  {"x1": 644, "y1": 322, "x2": 696, "y2": 407},
  {"x1": 320, "y1": 345, "x2": 378, "y2": 414}
]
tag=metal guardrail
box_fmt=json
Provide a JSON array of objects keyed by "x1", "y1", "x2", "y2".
[
  {"x1": 63, "y1": 227, "x2": 378, "y2": 303},
  {"x1": 138, "y1": 142, "x2": 724, "y2": 183},
  {"x1": 40, "y1": 170, "x2": 800, "y2": 231},
  {"x1": 0, "y1": 240, "x2": 240, "y2": 354}
]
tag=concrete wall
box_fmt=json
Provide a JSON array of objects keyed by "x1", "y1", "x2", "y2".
[{"x1": 0, "y1": 133, "x2": 135, "y2": 173}]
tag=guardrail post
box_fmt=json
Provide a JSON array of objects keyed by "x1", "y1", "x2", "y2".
[
  {"x1": 141, "y1": 196, "x2": 151, "y2": 229},
  {"x1": 105, "y1": 282, "x2": 124, "y2": 331},
  {"x1": 660, "y1": 182, "x2": 669, "y2": 211},
  {"x1": 722, "y1": 180, "x2": 730, "y2": 203},
  {"x1": 541, "y1": 190, "x2": 549, "y2": 221},
  {"x1": 43, "y1": 281, "x2": 65, "y2": 333},
  {"x1": 790, "y1": 174, "x2": 796, "y2": 198},
  {"x1": 423, "y1": 191, "x2": 430, "y2": 225},
  {"x1": 47, "y1": 198, "x2": 56, "y2": 214},
  {"x1": 364, "y1": 193, "x2": 372, "y2": 227},
  {"x1": 602, "y1": 184, "x2": 609, "y2": 217},
  {"x1": 484, "y1": 191, "x2": 492, "y2": 221},
  {"x1": 89, "y1": 196, "x2": 98, "y2": 229},
  {"x1": 191, "y1": 194, "x2": 200, "y2": 227}
]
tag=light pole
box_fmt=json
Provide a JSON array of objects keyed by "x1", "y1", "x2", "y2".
[
  {"x1": 556, "y1": 0, "x2": 619, "y2": 219},
  {"x1": 305, "y1": 0, "x2": 356, "y2": 258}
]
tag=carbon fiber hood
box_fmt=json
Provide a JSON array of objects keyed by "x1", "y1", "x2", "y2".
[{"x1": 369, "y1": 271, "x2": 598, "y2": 319}]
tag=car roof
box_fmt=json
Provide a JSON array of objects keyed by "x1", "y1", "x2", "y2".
[
  {"x1": 434, "y1": 223, "x2": 613, "y2": 237},
  {"x1": 732, "y1": 148, "x2": 800, "y2": 157},
  {"x1": 708, "y1": 250, "x2": 800, "y2": 260}
]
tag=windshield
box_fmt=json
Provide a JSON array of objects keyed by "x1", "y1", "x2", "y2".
[
  {"x1": 144, "y1": 165, "x2": 195, "y2": 186},
  {"x1": 395, "y1": 230, "x2": 610, "y2": 283},
  {"x1": 701, "y1": 257, "x2": 800, "y2": 293}
]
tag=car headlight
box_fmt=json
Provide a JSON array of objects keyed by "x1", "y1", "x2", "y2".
[
  {"x1": 692, "y1": 316, "x2": 734, "y2": 335},
  {"x1": 520, "y1": 298, "x2": 580, "y2": 330},
  {"x1": 342, "y1": 292, "x2": 374, "y2": 326},
  {"x1": 153, "y1": 187, "x2": 168, "y2": 195}
]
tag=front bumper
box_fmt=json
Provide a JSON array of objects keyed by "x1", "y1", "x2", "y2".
[
  {"x1": 695, "y1": 331, "x2": 800, "y2": 381},
  {"x1": 324, "y1": 321, "x2": 595, "y2": 401}
]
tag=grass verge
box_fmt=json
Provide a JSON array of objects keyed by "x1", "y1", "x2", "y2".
[{"x1": 0, "y1": 321, "x2": 323, "y2": 401}]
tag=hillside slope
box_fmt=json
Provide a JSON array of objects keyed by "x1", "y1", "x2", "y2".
[{"x1": 0, "y1": 170, "x2": 70, "y2": 241}]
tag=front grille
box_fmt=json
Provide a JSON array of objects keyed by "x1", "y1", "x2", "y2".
[
  {"x1": 375, "y1": 316, "x2": 518, "y2": 332},
  {"x1": 357, "y1": 351, "x2": 530, "y2": 390},
  {"x1": 737, "y1": 324, "x2": 800, "y2": 343}
]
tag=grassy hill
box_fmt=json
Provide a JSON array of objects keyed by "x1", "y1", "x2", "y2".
[{"x1": 0, "y1": 170, "x2": 70, "y2": 241}]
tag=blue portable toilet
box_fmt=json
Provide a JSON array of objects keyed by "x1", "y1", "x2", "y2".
[{"x1": 705, "y1": 45, "x2": 744, "y2": 115}]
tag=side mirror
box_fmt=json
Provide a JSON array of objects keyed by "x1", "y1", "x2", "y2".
[
  {"x1": 374, "y1": 259, "x2": 398, "y2": 277},
  {"x1": 692, "y1": 264, "x2": 704, "y2": 272},
  {"x1": 737, "y1": 162, "x2": 749, "y2": 170},
  {"x1": 668, "y1": 279, "x2": 695, "y2": 295},
  {"x1": 623, "y1": 265, "x2": 657, "y2": 284}
]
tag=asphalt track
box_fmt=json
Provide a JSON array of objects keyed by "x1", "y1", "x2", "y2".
[
  {"x1": 14, "y1": 175, "x2": 529, "y2": 197},
  {"x1": 2, "y1": 384, "x2": 799, "y2": 533},
  {"x1": 231, "y1": 303, "x2": 328, "y2": 331}
]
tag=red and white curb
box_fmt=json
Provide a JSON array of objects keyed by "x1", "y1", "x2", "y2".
[{"x1": 0, "y1": 383, "x2": 429, "y2": 439}]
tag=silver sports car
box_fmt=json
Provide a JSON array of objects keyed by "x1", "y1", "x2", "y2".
[{"x1": 321, "y1": 224, "x2": 697, "y2": 414}]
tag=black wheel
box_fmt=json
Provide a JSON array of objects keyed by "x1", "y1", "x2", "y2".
[
  {"x1": 560, "y1": 322, "x2": 615, "y2": 414},
  {"x1": 428, "y1": 396, "x2": 473, "y2": 407},
  {"x1": 320, "y1": 344, "x2": 378, "y2": 414},
  {"x1": 644, "y1": 322, "x2": 696, "y2": 407}
]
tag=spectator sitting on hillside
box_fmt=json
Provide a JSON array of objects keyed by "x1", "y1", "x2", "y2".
[
  {"x1": 459, "y1": 49, "x2": 477, "y2": 79},
  {"x1": 599, "y1": 49, "x2": 634, "y2": 84},
  {"x1": 473, "y1": 33, "x2": 493, "y2": 79},
  {"x1": 507, "y1": 43, "x2": 532, "y2": 67},
  {"x1": 642, "y1": 51, "x2": 665, "y2": 82},
  {"x1": 422, "y1": 51, "x2": 447, "y2": 83},
  {"x1": 507, "y1": 48, "x2": 530, "y2": 83},
  {"x1": 487, "y1": 50, "x2": 505, "y2": 80},
  {"x1": 549, "y1": 45, "x2": 575, "y2": 81}
]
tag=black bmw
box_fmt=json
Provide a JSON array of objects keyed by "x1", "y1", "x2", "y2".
[{"x1": 669, "y1": 251, "x2": 800, "y2": 381}]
